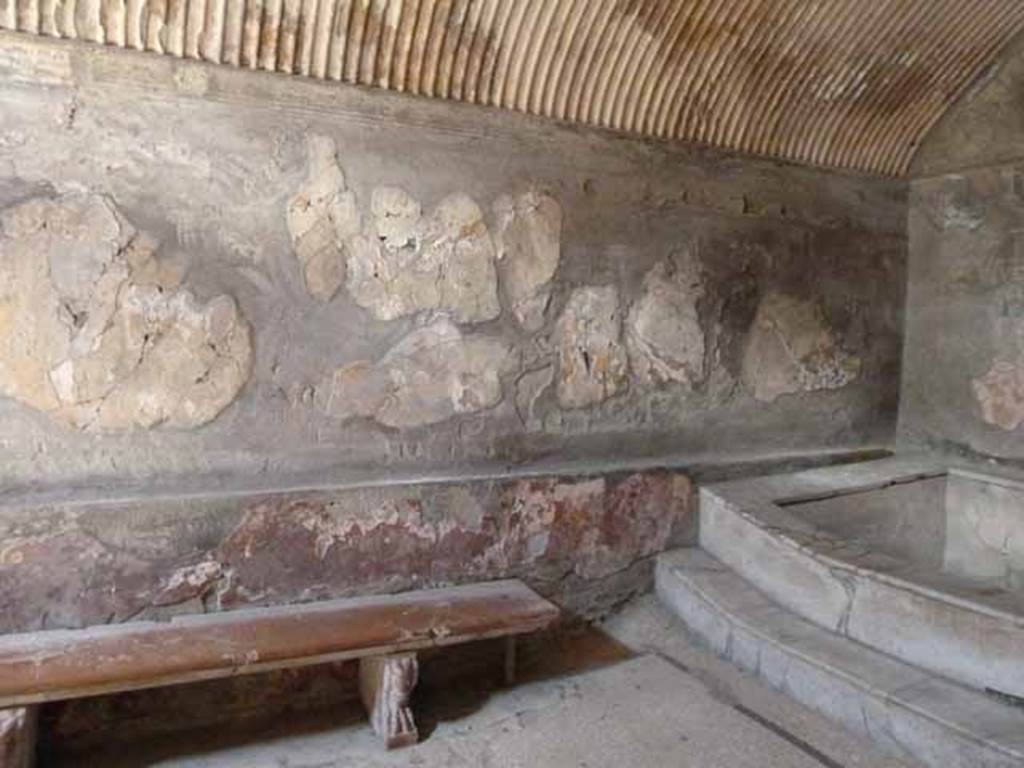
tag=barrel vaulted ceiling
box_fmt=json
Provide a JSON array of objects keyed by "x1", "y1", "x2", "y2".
[{"x1": 2, "y1": 0, "x2": 1024, "y2": 176}]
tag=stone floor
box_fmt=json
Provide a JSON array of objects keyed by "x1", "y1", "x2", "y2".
[{"x1": 48, "y1": 595, "x2": 916, "y2": 768}]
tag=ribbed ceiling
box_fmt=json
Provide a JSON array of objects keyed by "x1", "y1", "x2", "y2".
[{"x1": 3, "y1": 0, "x2": 1024, "y2": 175}]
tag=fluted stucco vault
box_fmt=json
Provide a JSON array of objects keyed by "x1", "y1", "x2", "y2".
[{"x1": 2, "y1": 0, "x2": 1024, "y2": 176}]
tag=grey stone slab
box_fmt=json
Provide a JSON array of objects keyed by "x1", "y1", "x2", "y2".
[
  {"x1": 657, "y1": 547, "x2": 1024, "y2": 768},
  {"x1": 699, "y1": 455, "x2": 1024, "y2": 697},
  {"x1": 0, "y1": 32, "x2": 907, "y2": 496},
  {"x1": 893, "y1": 678, "x2": 1024, "y2": 752},
  {"x1": 846, "y1": 576, "x2": 1024, "y2": 697},
  {"x1": 600, "y1": 594, "x2": 911, "y2": 768},
  {"x1": 945, "y1": 472, "x2": 1024, "y2": 590},
  {"x1": 700, "y1": 488, "x2": 852, "y2": 631}
]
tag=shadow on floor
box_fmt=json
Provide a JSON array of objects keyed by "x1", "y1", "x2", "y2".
[{"x1": 39, "y1": 625, "x2": 635, "y2": 767}]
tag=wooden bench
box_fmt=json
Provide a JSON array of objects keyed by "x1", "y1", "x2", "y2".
[{"x1": 0, "y1": 579, "x2": 558, "y2": 763}]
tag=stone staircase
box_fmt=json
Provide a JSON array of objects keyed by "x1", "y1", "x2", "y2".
[{"x1": 656, "y1": 458, "x2": 1024, "y2": 768}]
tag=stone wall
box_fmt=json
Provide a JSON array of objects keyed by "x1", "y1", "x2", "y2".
[
  {"x1": 0, "y1": 32, "x2": 907, "y2": 630},
  {"x1": 901, "y1": 32, "x2": 1024, "y2": 460},
  {"x1": 0, "y1": 35, "x2": 906, "y2": 490}
]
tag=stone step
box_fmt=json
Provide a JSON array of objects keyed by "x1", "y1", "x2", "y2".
[
  {"x1": 656, "y1": 548, "x2": 1024, "y2": 768},
  {"x1": 698, "y1": 456, "x2": 1024, "y2": 697}
]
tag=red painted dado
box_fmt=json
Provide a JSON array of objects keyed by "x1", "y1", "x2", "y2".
[{"x1": 0, "y1": 470, "x2": 694, "y2": 634}]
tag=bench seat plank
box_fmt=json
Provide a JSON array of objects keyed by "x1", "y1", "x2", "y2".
[{"x1": 0, "y1": 580, "x2": 557, "y2": 707}]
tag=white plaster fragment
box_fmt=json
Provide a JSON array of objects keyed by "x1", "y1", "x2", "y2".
[
  {"x1": 318, "y1": 318, "x2": 514, "y2": 428},
  {"x1": 555, "y1": 285, "x2": 629, "y2": 409},
  {"x1": 0, "y1": 194, "x2": 252, "y2": 430},
  {"x1": 347, "y1": 190, "x2": 501, "y2": 323},
  {"x1": 494, "y1": 190, "x2": 562, "y2": 330},
  {"x1": 973, "y1": 358, "x2": 1024, "y2": 431},
  {"x1": 740, "y1": 292, "x2": 861, "y2": 403},
  {"x1": 626, "y1": 250, "x2": 705, "y2": 386},
  {"x1": 371, "y1": 186, "x2": 421, "y2": 251},
  {"x1": 286, "y1": 134, "x2": 360, "y2": 302}
]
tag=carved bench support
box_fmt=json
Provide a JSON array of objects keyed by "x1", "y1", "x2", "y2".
[
  {"x1": 0, "y1": 706, "x2": 37, "y2": 768},
  {"x1": 359, "y1": 653, "x2": 419, "y2": 749}
]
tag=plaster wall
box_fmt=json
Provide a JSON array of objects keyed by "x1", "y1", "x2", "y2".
[
  {"x1": 902, "y1": 32, "x2": 1024, "y2": 461},
  {"x1": 946, "y1": 473, "x2": 1024, "y2": 589},
  {"x1": 784, "y1": 472, "x2": 1024, "y2": 590},
  {"x1": 785, "y1": 477, "x2": 948, "y2": 569},
  {"x1": 0, "y1": 32, "x2": 909, "y2": 643},
  {"x1": 0, "y1": 34, "x2": 906, "y2": 496}
]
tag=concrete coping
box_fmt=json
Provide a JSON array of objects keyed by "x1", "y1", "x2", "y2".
[{"x1": 702, "y1": 453, "x2": 1024, "y2": 627}]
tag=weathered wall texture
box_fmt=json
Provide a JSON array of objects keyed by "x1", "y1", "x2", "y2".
[
  {"x1": 0, "y1": 193, "x2": 252, "y2": 430},
  {"x1": 911, "y1": 32, "x2": 1024, "y2": 179},
  {"x1": 0, "y1": 36, "x2": 907, "y2": 492},
  {"x1": 0, "y1": 468, "x2": 693, "y2": 633},
  {"x1": 0, "y1": 33, "x2": 906, "y2": 633},
  {"x1": 900, "y1": 32, "x2": 1024, "y2": 460},
  {"x1": 946, "y1": 474, "x2": 1024, "y2": 590}
]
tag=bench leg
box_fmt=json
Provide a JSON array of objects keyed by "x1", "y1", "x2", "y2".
[
  {"x1": 504, "y1": 636, "x2": 517, "y2": 686},
  {"x1": 0, "y1": 706, "x2": 37, "y2": 768},
  {"x1": 359, "y1": 653, "x2": 419, "y2": 749}
]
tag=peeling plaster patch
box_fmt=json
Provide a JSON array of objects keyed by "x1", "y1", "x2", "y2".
[
  {"x1": 371, "y1": 187, "x2": 421, "y2": 251},
  {"x1": 299, "y1": 499, "x2": 441, "y2": 559},
  {"x1": 919, "y1": 179, "x2": 984, "y2": 231},
  {"x1": 973, "y1": 359, "x2": 1024, "y2": 430},
  {"x1": 494, "y1": 191, "x2": 562, "y2": 330},
  {"x1": 514, "y1": 365, "x2": 554, "y2": 430},
  {"x1": 347, "y1": 190, "x2": 500, "y2": 323},
  {"x1": 626, "y1": 251, "x2": 705, "y2": 386},
  {"x1": 0, "y1": 470, "x2": 694, "y2": 631},
  {"x1": 215, "y1": 494, "x2": 481, "y2": 605},
  {"x1": 318, "y1": 318, "x2": 515, "y2": 428},
  {"x1": 962, "y1": 496, "x2": 1024, "y2": 571},
  {"x1": 555, "y1": 286, "x2": 629, "y2": 409},
  {"x1": 0, "y1": 517, "x2": 223, "y2": 630},
  {"x1": 212, "y1": 471, "x2": 692, "y2": 612},
  {"x1": 740, "y1": 292, "x2": 861, "y2": 403},
  {"x1": 286, "y1": 135, "x2": 360, "y2": 301},
  {"x1": 153, "y1": 559, "x2": 223, "y2": 606},
  {"x1": 0, "y1": 194, "x2": 252, "y2": 430}
]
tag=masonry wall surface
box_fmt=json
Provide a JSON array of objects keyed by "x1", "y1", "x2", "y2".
[
  {"x1": 901, "y1": 32, "x2": 1024, "y2": 461},
  {"x1": 0, "y1": 32, "x2": 908, "y2": 636},
  {"x1": 0, "y1": 34, "x2": 908, "y2": 491},
  {"x1": 0, "y1": 31, "x2": 910, "y2": 746}
]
